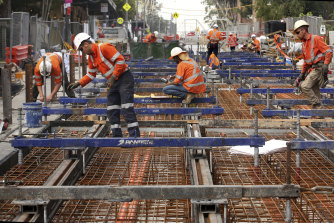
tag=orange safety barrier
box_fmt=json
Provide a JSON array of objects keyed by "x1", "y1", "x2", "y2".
[{"x1": 5, "y1": 45, "x2": 32, "y2": 65}]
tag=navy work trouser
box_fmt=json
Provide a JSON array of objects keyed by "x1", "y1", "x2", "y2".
[{"x1": 107, "y1": 70, "x2": 140, "y2": 137}]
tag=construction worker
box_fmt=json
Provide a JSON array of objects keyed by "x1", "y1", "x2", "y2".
[
  {"x1": 97, "y1": 26, "x2": 104, "y2": 38},
  {"x1": 163, "y1": 47, "x2": 206, "y2": 104},
  {"x1": 293, "y1": 20, "x2": 333, "y2": 109},
  {"x1": 68, "y1": 33, "x2": 140, "y2": 137},
  {"x1": 144, "y1": 31, "x2": 158, "y2": 43},
  {"x1": 227, "y1": 32, "x2": 238, "y2": 51},
  {"x1": 251, "y1": 34, "x2": 260, "y2": 54},
  {"x1": 206, "y1": 24, "x2": 223, "y2": 63},
  {"x1": 34, "y1": 52, "x2": 75, "y2": 102}
]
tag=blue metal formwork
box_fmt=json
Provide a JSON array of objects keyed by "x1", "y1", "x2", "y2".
[
  {"x1": 217, "y1": 70, "x2": 300, "y2": 74},
  {"x1": 288, "y1": 140, "x2": 334, "y2": 150},
  {"x1": 42, "y1": 107, "x2": 224, "y2": 116},
  {"x1": 11, "y1": 136, "x2": 265, "y2": 148},
  {"x1": 262, "y1": 109, "x2": 334, "y2": 117},
  {"x1": 237, "y1": 88, "x2": 334, "y2": 95},
  {"x1": 75, "y1": 88, "x2": 164, "y2": 93},
  {"x1": 220, "y1": 73, "x2": 299, "y2": 78},
  {"x1": 246, "y1": 99, "x2": 334, "y2": 106},
  {"x1": 221, "y1": 62, "x2": 285, "y2": 66},
  {"x1": 59, "y1": 97, "x2": 216, "y2": 104}
]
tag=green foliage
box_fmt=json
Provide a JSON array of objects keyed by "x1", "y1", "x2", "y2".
[
  {"x1": 306, "y1": 12, "x2": 312, "y2": 16},
  {"x1": 256, "y1": 0, "x2": 305, "y2": 20},
  {"x1": 0, "y1": 0, "x2": 3, "y2": 5}
]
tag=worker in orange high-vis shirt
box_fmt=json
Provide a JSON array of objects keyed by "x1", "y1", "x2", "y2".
[
  {"x1": 227, "y1": 32, "x2": 238, "y2": 51},
  {"x1": 144, "y1": 31, "x2": 158, "y2": 43},
  {"x1": 163, "y1": 47, "x2": 206, "y2": 104},
  {"x1": 251, "y1": 34, "x2": 260, "y2": 54},
  {"x1": 34, "y1": 52, "x2": 75, "y2": 102},
  {"x1": 293, "y1": 20, "x2": 333, "y2": 109},
  {"x1": 69, "y1": 33, "x2": 140, "y2": 137},
  {"x1": 206, "y1": 24, "x2": 223, "y2": 64}
]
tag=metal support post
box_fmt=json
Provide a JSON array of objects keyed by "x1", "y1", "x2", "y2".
[
  {"x1": 228, "y1": 66, "x2": 231, "y2": 91},
  {"x1": 25, "y1": 63, "x2": 34, "y2": 102},
  {"x1": 43, "y1": 204, "x2": 48, "y2": 223},
  {"x1": 224, "y1": 204, "x2": 227, "y2": 223},
  {"x1": 61, "y1": 50, "x2": 66, "y2": 97},
  {"x1": 254, "y1": 109, "x2": 259, "y2": 180},
  {"x1": 250, "y1": 83, "x2": 253, "y2": 115},
  {"x1": 78, "y1": 51, "x2": 82, "y2": 79},
  {"x1": 266, "y1": 87, "x2": 270, "y2": 109},
  {"x1": 42, "y1": 56, "x2": 48, "y2": 121},
  {"x1": 285, "y1": 143, "x2": 292, "y2": 223},
  {"x1": 18, "y1": 148, "x2": 23, "y2": 165},
  {"x1": 296, "y1": 110, "x2": 301, "y2": 182},
  {"x1": 2, "y1": 66, "x2": 12, "y2": 123},
  {"x1": 18, "y1": 108, "x2": 23, "y2": 137}
]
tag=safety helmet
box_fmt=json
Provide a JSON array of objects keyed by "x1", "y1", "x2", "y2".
[
  {"x1": 213, "y1": 24, "x2": 218, "y2": 28},
  {"x1": 169, "y1": 47, "x2": 187, "y2": 60},
  {"x1": 294, "y1": 20, "x2": 309, "y2": 32},
  {"x1": 73, "y1": 32, "x2": 92, "y2": 50},
  {"x1": 39, "y1": 59, "x2": 52, "y2": 76},
  {"x1": 251, "y1": 34, "x2": 256, "y2": 38},
  {"x1": 154, "y1": 31, "x2": 158, "y2": 36}
]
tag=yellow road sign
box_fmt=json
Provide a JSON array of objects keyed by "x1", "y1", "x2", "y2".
[
  {"x1": 173, "y1": 12, "x2": 179, "y2": 19},
  {"x1": 117, "y1": 17, "x2": 124, "y2": 24},
  {"x1": 146, "y1": 28, "x2": 150, "y2": 33},
  {"x1": 123, "y1": 3, "x2": 131, "y2": 11}
]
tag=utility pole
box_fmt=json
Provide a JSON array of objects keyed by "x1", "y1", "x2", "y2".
[{"x1": 126, "y1": 0, "x2": 129, "y2": 25}]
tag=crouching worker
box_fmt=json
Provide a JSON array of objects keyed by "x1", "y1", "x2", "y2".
[
  {"x1": 68, "y1": 33, "x2": 140, "y2": 137},
  {"x1": 163, "y1": 47, "x2": 206, "y2": 104},
  {"x1": 34, "y1": 52, "x2": 75, "y2": 102}
]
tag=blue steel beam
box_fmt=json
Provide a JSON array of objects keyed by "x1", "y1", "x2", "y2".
[
  {"x1": 220, "y1": 73, "x2": 298, "y2": 78},
  {"x1": 237, "y1": 88, "x2": 334, "y2": 94},
  {"x1": 288, "y1": 140, "x2": 334, "y2": 150},
  {"x1": 246, "y1": 99, "x2": 334, "y2": 106},
  {"x1": 11, "y1": 136, "x2": 265, "y2": 148},
  {"x1": 262, "y1": 109, "x2": 334, "y2": 117},
  {"x1": 92, "y1": 78, "x2": 166, "y2": 84},
  {"x1": 42, "y1": 107, "x2": 224, "y2": 115},
  {"x1": 75, "y1": 87, "x2": 164, "y2": 93},
  {"x1": 221, "y1": 62, "x2": 285, "y2": 66},
  {"x1": 217, "y1": 70, "x2": 300, "y2": 74},
  {"x1": 59, "y1": 97, "x2": 216, "y2": 104}
]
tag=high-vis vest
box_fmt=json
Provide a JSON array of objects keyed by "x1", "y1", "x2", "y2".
[
  {"x1": 253, "y1": 38, "x2": 260, "y2": 51},
  {"x1": 34, "y1": 53, "x2": 62, "y2": 86},
  {"x1": 227, "y1": 35, "x2": 238, "y2": 47},
  {"x1": 79, "y1": 43, "x2": 128, "y2": 87},
  {"x1": 209, "y1": 53, "x2": 220, "y2": 68},
  {"x1": 174, "y1": 59, "x2": 206, "y2": 93},
  {"x1": 144, "y1": 33, "x2": 156, "y2": 43},
  {"x1": 207, "y1": 29, "x2": 222, "y2": 43},
  {"x1": 301, "y1": 34, "x2": 333, "y2": 74}
]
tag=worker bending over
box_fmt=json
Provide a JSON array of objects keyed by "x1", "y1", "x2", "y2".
[
  {"x1": 163, "y1": 47, "x2": 206, "y2": 104},
  {"x1": 227, "y1": 32, "x2": 238, "y2": 51},
  {"x1": 144, "y1": 31, "x2": 158, "y2": 43},
  {"x1": 34, "y1": 52, "x2": 75, "y2": 102},
  {"x1": 251, "y1": 34, "x2": 260, "y2": 54},
  {"x1": 293, "y1": 20, "x2": 333, "y2": 109},
  {"x1": 206, "y1": 24, "x2": 223, "y2": 64},
  {"x1": 69, "y1": 33, "x2": 140, "y2": 137}
]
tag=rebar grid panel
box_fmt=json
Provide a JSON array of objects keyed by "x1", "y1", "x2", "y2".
[
  {"x1": 53, "y1": 147, "x2": 191, "y2": 222},
  {"x1": 209, "y1": 128, "x2": 334, "y2": 222},
  {"x1": 312, "y1": 127, "x2": 334, "y2": 140},
  {"x1": 0, "y1": 147, "x2": 63, "y2": 222}
]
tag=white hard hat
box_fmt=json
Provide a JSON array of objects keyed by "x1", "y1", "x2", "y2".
[
  {"x1": 251, "y1": 34, "x2": 256, "y2": 38},
  {"x1": 39, "y1": 59, "x2": 52, "y2": 76},
  {"x1": 294, "y1": 20, "x2": 309, "y2": 32},
  {"x1": 169, "y1": 47, "x2": 187, "y2": 60},
  {"x1": 154, "y1": 31, "x2": 158, "y2": 36},
  {"x1": 213, "y1": 24, "x2": 218, "y2": 28},
  {"x1": 73, "y1": 32, "x2": 92, "y2": 50}
]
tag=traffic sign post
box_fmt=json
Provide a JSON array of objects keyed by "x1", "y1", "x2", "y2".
[
  {"x1": 123, "y1": 1, "x2": 131, "y2": 24},
  {"x1": 117, "y1": 17, "x2": 124, "y2": 25},
  {"x1": 173, "y1": 12, "x2": 179, "y2": 19}
]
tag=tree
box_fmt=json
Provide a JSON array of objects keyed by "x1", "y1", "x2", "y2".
[{"x1": 255, "y1": 0, "x2": 305, "y2": 20}]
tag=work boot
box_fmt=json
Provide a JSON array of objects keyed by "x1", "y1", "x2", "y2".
[
  {"x1": 312, "y1": 103, "x2": 323, "y2": 109},
  {"x1": 182, "y1": 93, "x2": 195, "y2": 105}
]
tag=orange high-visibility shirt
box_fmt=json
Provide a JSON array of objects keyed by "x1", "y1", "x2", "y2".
[
  {"x1": 79, "y1": 43, "x2": 128, "y2": 87},
  {"x1": 34, "y1": 53, "x2": 62, "y2": 86},
  {"x1": 207, "y1": 28, "x2": 223, "y2": 43},
  {"x1": 253, "y1": 38, "x2": 260, "y2": 51},
  {"x1": 301, "y1": 33, "x2": 333, "y2": 73},
  {"x1": 144, "y1": 33, "x2": 156, "y2": 43},
  {"x1": 174, "y1": 59, "x2": 206, "y2": 93},
  {"x1": 227, "y1": 35, "x2": 238, "y2": 47}
]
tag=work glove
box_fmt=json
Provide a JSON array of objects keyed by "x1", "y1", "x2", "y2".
[
  {"x1": 67, "y1": 82, "x2": 80, "y2": 91},
  {"x1": 107, "y1": 75, "x2": 116, "y2": 88},
  {"x1": 293, "y1": 73, "x2": 306, "y2": 88},
  {"x1": 321, "y1": 64, "x2": 329, "y2": 88}
]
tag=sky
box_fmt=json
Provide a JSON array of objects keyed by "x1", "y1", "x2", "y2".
[{"x1": 156, "y1": 0, "x2": 209, "y2": 35}]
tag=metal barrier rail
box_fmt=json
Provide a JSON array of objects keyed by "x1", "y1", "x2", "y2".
[
  {"x1": 58, "y1": 96, "x2": 216, "y2": 104},
  {"x1": 262, "y1": 109, "x2": 334, "y2": 117},
  {"x1": 237, "y1": 88, "x2": 334, "y2": 94},
  {"x1": 247, "y1": 99, "x2": 334, "y2": 106},
  {"x1": 41, "y1": 107, "x2": 225, "y2": 116},
  {"x1": 288, "y1": 140, "x2": 334, "y2": 150},
  {"x1": 11, "y1": 136, "x2": 265, "y2": 148}
]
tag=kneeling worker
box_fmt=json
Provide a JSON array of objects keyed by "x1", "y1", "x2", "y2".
[
  {"x1": 34, "y1": 52, "x2": 75, "y2": 102},
  {"x1": 68, "y1": 33, "x2": 140, "y2": 137},
  {"x1": 163, "y1": 47, "x2": 206, "y2": 104}
]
